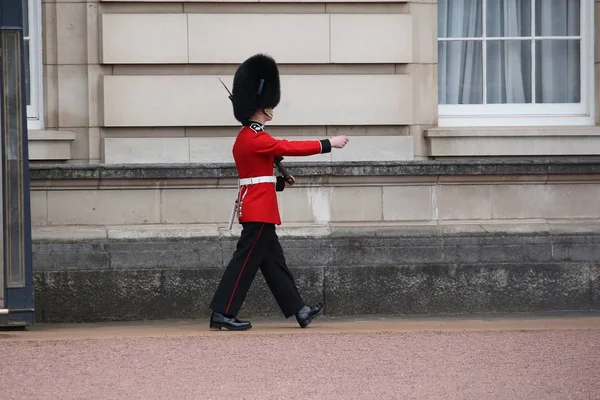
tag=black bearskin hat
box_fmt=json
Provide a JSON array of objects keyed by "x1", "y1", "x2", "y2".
[{"x1": 231, "y1": 53, "x2": 281, "y2": 123}]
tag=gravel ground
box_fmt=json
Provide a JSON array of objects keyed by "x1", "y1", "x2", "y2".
[{"x1": 2, "y1": 329, "x2": 600, "y2": 400}]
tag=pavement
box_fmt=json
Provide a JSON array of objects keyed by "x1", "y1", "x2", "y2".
[{"x1": 2, "y1": 312, "x2": 600, "y2": 400}]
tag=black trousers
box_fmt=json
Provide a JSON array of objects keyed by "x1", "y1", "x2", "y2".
[{"x1": 210, "y1": 222, "x2": 305, "y2": 318}]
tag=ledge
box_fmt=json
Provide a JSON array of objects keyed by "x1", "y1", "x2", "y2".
[
  {"x1": 28, "y1": 130, "x2": 76, "y2": 161},
  {"x1": 425, "y1": 127, "x2": 600, "y2": 157},
  {"x1": 98, "y1": 0, "x2": 408, "y2": 3},
  {"x1": 426, "y1": 127, "x2": 600, "y2": 137},
  {"x1": 29, "y1": 159, "x2": 600, "y2": 180}
]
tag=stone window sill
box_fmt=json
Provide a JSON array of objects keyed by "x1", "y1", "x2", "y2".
[
  {"x1": 425, "y1": 127, "x2": 600, "y2": 157},
  {"x1": 28, "y1": 130, "x2": 76, "y2": 161}
]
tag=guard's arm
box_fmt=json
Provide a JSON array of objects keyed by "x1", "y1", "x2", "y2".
[{"x1": 253, "y1": 132, "x2": 332, "y2": 157}]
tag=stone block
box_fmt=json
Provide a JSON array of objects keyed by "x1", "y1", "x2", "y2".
[
  {"x1": 491, "y1": 185, "x2": 547, "y2": 219},
  {"x1": 68, "y1": 127, "x2": 90, "y2": 162},
  {"x1": 278, "y1": 187, "x2": 330, "y2": 223},
  {"x1": 331, "y1": 136, "x2": 414, "y2": 162},
  {"x1": 43, "y1": 64, "x2": 59, "y2": 128},
  {"x1": 87, "y1": 2, "x2": 99, "y2": 64},
  {"x1": 88, "y1": 65, "x2": 111, "y2": 128},
  {"x1": 324, "y1": 263, "x2": 591, "y2": 316},
  {"x1": 161, "y1": 188, "x2": 237, "y2": 224},
  {"x1": 429, "y1": 136, "x2": 600, "y2": 157},
  {"x1": 89, "y1": 127, "x2": 101, "y2": 161},
  {"x1": 33, "y1": 272, "x2": 45, "y2": 323},
  {"x1": 37, "y1": 270, "x2": 164, "y2": 322},
  {"x1": 551, "y1": 235, "x2": 600, "y2": 262},
  {"x1": 325, "y1": 3, "x2": 407, "y2": 13},
  {"x1": 104, "y1": 138, "x2": 190, "y2": 164},
  {"x1": 47, "y1": 189, "x2": 161, "y2": 225},
  {"x1": 101, "y1": 14, "x2": 188, "y2": 63},
  {"x1": 410, "y1": 125, "x2": 431, "y2": 159},
  {"x1": 56, "y1": 2, "x2": 87, "y2": 64},
  {"x1": 107, "y1": 239, "x2": 223, "y2": 269},
  {"x1": 442, "y1": 236, "x2": 554, "y2": 264},
  {"x1": 331, "y1": 236, "x2": 444, "y2": 266},
  {"x1": 30, "y1": 190, "x2": 47, "y2": 226},
  {"x1": 188, "y1": 14, "x2": 329, "y2": 64},
  {"x1": 28, "y1": 130, "x2": 75, "y2": 161},
  {"x1": 383, "y1": 185, "x2": 433, "y2": 221},
  {"x1": 57, "y1": 65, "x2": 88, "y2": 128},
  {"x1": 104, "y1": 127, "x2": 186, "y2": 139},
  {"x1": 331, "y1": 187, "x2": 382, "y2": 222},
  {"x1": 410, "y1": 64, "x2": 438, "y2": 125},
  {"x1": 410, "y1": 2, "x2": 437, "y2": 63},
  {"x1": 437, "y1": 185, "x2": 492, "y2": 220},
  {"x1": 276, "y1": 238, "x2": 334, "y2": 267},
  {"x1": 32, "y1": 242, "x2": 109, "y2": 271},
  {"x1": 189, "y1": 137, "x2": 236, "y2": 163},
  {"x1": 102, "y1": 74, "x2": 413, "y2": 126},
  {"x1": 184, "y1": 3, "x2": 326, "y2": 13},
  {"x1": 42, "y1": 2, "x2": 57, "y2": 65},
  {"x1": 330, "y1": 14, "x2": 412, "y2": 63},
  {"x1": 545, "y1": 184, "x2": 600, "y2": 219}
]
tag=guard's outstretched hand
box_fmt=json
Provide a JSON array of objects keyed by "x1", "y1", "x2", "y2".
[{"x1": 330, "y1": 136, "x2": 350, "y2": 149}]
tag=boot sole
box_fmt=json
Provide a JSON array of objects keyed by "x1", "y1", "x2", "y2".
[{"x1": 209, "y1": 322, "x2": 252, "y2": 331}]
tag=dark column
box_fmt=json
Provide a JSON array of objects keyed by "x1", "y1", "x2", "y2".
[{"x1": 0, "y1": 0, "x2": 35, "y2": 327}]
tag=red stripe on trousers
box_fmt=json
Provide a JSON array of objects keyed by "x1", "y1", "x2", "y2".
[{"x1": 225, "y1": 224, "x2": 265, "y2": 315}]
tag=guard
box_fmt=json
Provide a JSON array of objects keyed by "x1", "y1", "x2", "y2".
[{"x1": 209, "y1": 53, "x2": 349, "y2": 330}]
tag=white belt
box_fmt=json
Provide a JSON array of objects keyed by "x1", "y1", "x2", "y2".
[
  {"x1": 239, "y1": 176, "x2": 277, "y2": 186},
  {"x1": 229, "y1": 175, "x2": 277, "y2": 230}
]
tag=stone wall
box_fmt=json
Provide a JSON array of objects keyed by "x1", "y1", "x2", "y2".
[
  {"x1": 32, "y1": 222, "x2": 600, "y2": 323},
  {"x1": 29, "y1": 160, "x2": 600, "y2": 322},
  {"x1": 29, "y1": 160, "x2": 600, "y2": 226},
  {"x1": 37, "y1": 0, "x2": 436, "y2": 164}
]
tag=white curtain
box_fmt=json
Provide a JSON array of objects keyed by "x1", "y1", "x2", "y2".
[
  {"x1": 535, "y1": 0, "x2": 581, "y2": 103},
  {"x1": 438, "y1": 0, "x2": 484, "y2": 104},
  {"x1": 438, "y1": 0, "x2": 581, "y2": 105}
]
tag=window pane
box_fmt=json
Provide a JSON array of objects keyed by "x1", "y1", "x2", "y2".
[
  {"x1": 22, "y1": 0, "x2": 29, "y2": 38},
  {"x1": 535, "y1": 40, "x2": 580, "y2": 103},
  {"x1": 438, "y1": 41, "x2": 483, "y2": 104},
  {"x1": 487, "y1": 40, "x2": 532, "y2": 104},
  {"x1": 535, "y1": 0, "x2": 580, "y2": 36},
  {"x1": 438, "y1": 0, "x2": 483, "y2": 38},
  {"x1": 487, "y1": 0, "x2": 531, "y2": 37}
]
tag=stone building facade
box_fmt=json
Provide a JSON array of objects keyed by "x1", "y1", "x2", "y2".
[
  {"x1": 27, "y1": 0, "x2": 600, "y2": 227},
  {"x1": 24, "y1": 0, "x2": 600, "y2": 321}
]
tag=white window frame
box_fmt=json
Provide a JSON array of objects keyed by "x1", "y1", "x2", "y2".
[
  {"x1": 24, "y1": 0, "x2": 43, "y2": 130},
  {"x1": 438, "y1": 0, "x2": 595, "y2": 127}
]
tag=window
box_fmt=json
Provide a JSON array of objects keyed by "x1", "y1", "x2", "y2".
[
  {"x1": 438, "y1": 0, "x2": 594, "y2": 127},
  {"x1": 22, "y1": 0, "x2": 43, "y2": 130}
]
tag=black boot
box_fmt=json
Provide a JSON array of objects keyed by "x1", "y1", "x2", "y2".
[
  {"x1": 209, "y1": 311, "x2": 252, "y2": 331},
  {"x1": 295, "y1": 303, "x2": 324, "y2": 328}
]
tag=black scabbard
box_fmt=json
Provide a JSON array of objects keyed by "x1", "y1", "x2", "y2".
[{"x1": 274, "y1": 156, "x2": 295, "y2": 185}]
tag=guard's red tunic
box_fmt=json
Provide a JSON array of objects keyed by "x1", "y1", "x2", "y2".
[{"x1": 233, "y1": 122, "x2": 331, "y2": 225}]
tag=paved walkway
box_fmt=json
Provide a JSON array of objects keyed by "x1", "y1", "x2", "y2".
[{"x1": 2, "y1": 313, "x2": 600, "y2": 399}]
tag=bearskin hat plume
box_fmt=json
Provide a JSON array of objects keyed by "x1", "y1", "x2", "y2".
[{"x1": 232, "y1": 53, "x2": 281, "y2": 124}]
